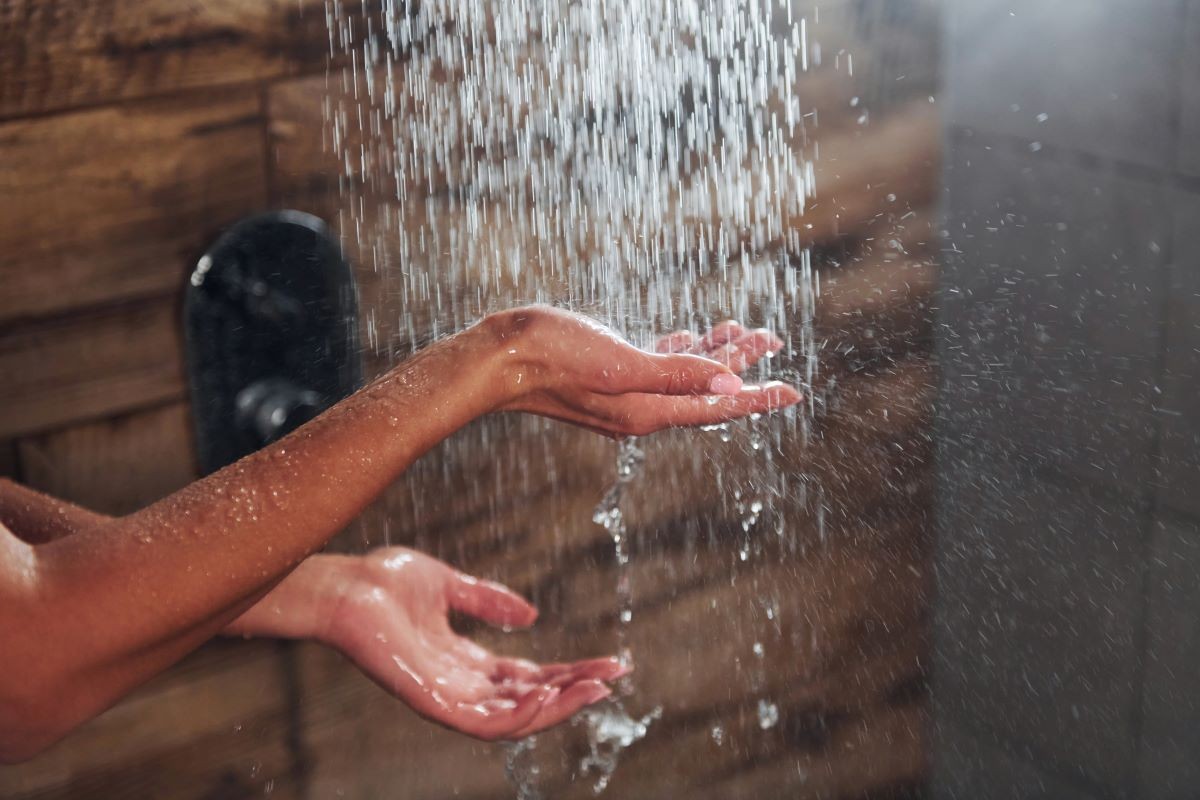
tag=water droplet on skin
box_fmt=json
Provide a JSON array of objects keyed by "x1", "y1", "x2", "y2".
[{"x1": 323, "y1": 1, "x2": 822, "y2": 793}]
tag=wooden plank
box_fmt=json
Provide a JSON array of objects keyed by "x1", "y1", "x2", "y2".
[
  {"x1": 0, "y1": 440, "x2": 17, "y2": 479},
  {"x1": 0, "y1": 640, "x2": 299, "y2": 800},
  {"x1": 18, "y1": 402, "x2": 197, "y2": 515},
  {"x1": 267, "y1": 74, "x2": 344, "y2": 227},
  {"x1": 0, "y1": 89, "x2": 266, "y2": 325},
  {"x1": 292, "y1": 507, "x2": 931, "y2": 799},
  {"x1": 293, "y1": 644, "x2": 509, "y2": 800},
  {"x1": 687, "y1": 703, "x2": 927, "y2": 800},
  {"x1": 0, "y1": 0, "x2": 361, "y2": 119},
  {"x1": 266, "y1": 78, "x2": 937, "y2": 361},
  {"x1": 289, "y1": 355, "x2": 935, "y2": 798},
  {"x1": 0, "y1": 298, "x2": 185, "y2": 438},
  {"x1": 267, "y1": 17, "x2": 940, "y2": 797}
]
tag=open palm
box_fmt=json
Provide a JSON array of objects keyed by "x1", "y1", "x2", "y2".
[
  {"x1": 324, "y1": 548, "x2": 627, "y2": 740},
  {"x1": 492, "y1": 307, "x2": 800, "y2": 437}
]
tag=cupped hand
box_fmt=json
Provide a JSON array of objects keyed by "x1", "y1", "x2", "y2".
[
  {"x1": 482, "y1": 306, "x2": 802, "y2": 437},
  {"x1": 311, "y1": 548, "x2": 626, "y2": 741}
]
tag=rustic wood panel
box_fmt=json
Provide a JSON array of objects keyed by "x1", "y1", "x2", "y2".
[
  {"x1": 0, "y1": 299, "x2": 184, "y2": 438},
  {"x1": 267, "y1": 69, "x2": 936, "y2": 374},
  {"x1": 293, "y1": 643, "x2": 511, "y2": 800},
  {"x1": 291, "y1": 346, "x2": 935, "y2": 799},
  {"x1": 18, "y1": 402, "x2": 196, "y2": 515},
  {"x1": 0, "y1": 640, "x2": 300, "y2": 800},
  {"x1": 0, "y1": 3, "x2": 941, "y2": 797},
  {"x1": 0, "y1": 441, "x2": 18, "y2": 479},
  {"x1": 286, "y1": 179, "x2": 940, "y2": 794},
  {"x1": 0, "y1": 90, "x2": 267, "y2": 325},
  {"x1": 267, "y1": 74, "x2": 343, "y2": 226},
  {"x1": 0, "y1": 0, "x2": 364, "y2": 120}
]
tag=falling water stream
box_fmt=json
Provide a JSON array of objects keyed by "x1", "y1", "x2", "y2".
[{"x1": 321, "y1": 0, "x2": 827, "y2": 793}]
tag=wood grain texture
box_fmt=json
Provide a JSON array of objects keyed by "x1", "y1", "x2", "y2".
[
  {"x1": 0, "y1": 641, "x2": 301, "y2": 800},
  {"x1": 284, "y1": 168, "x2": 940, "y2": 796},
  {"x1": 292, "y1": 643, "x2": 513, "y2": 800},
  {"x1": 18, "y1": 402, "x2": 196, "y2": 515},
  {"x1": 0, "y1": 298, "x2": 184, "y2": 438},
  {"x1": 293, "y1": 348, "x2": 936, "y2": 799},
  {"x1": 0, "y1": 441, "x2": 17, "y2": 478},
  {"x1": 0, "y1": 0, "x2": 359, "y2": 119},
  {"x1": 0, "y1": 2, "x2": 942, "y2": 797},
  {"x1": 0, "y1": 89, "x2": 266, "y2": 325},
  {"x1": 267, "y1": 74, "x2": 343, "y2": 225}
]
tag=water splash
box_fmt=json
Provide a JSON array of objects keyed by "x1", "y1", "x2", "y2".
[
  {"x1": 578, "y1": 701, "x2": 662, "y2": 794},
  {"x1": 756, "y1": 698, "x2": 780, "y2": 730},
  {"x1": 569, "y1": 438, "x2": 653, "y2": 792},
  {"x1": 592, "y1": 438, "x2": 644, "y2": 668},
  {"x1": 320, "y1": 0, "x2": 826, "y2": 794},
  {"x1": 324, "y1": 0, "x2": 819, "y2": 347},
  {"x1": 503, "y1": 737, "x2": 544, "y2": 800}
]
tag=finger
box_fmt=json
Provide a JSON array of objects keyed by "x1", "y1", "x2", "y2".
[
  {"x1": 709, "y1": 331, "x2": 782, "y2": 373},
  {"x1": 492, "y1": 657, "x2": 546, "y2": 683},
  {"x1": 654, "y1": 330, "x2": 695, "y2": 354},
  {"x1": 492, "y1": 662, "x2": 633, "y2": 695},
  {"x1": 450, "y1": 573, "x2": 538, "y2": 628},
  {"x1": 492, "y1": 656, "x2": 630, "y2": 692},
  {"x1": 619, "y1": 382, "x2": 803, "y2": 434},
  {"x1": 708, "y1": 342, "x2": 747, "y2": 372},
  {"x1": 729, "y1": 329, "x2": 785, "y2": 371},
  {"x1": 452, "y1": 684, "x2": 555, "y2": 741},
  {"x1": 541, "y1": 656, "x2": 631, "y2": 687},
  {"x1": 613, "y1": 352, "x2": 741, "y2": 396},
  {"x1": 509, "y1": 680, "x2": 613, "y2": 739},
  {"x1": 689, "y1": 320, "x2": 745, "y2": 353}
]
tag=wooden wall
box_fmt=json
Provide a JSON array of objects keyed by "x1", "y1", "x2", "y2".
[
  {"x1": 0, "y1": 3, "x2": 358, "y2": 797},
  {"x1": 0, "y1": 1, "x2": 942, "y2": 798}
]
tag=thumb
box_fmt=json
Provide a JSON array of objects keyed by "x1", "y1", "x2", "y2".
[{"x1": 449, "y1": 573, "x2": 539, "y2": 628}]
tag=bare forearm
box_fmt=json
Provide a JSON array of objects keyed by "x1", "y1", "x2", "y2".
[
  {"x1": 1, "y1": 326, "x2": 503, "y2": 757},
  {"x1": 0, "y1": 479, "x2": 107, "y2": 544},
  {"x1": 39, "y1": 331, "x2": 496, "y2": 624},
  {"x1": 0, "y1": 307, "x2": 799, "y2": 761}
]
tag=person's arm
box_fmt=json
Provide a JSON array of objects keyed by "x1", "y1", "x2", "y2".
[
  {"x1": 225, "y1": 548, "x2": 632, "y2": 739},
  {"x1": 0, "y1": 478, "x2": 107, "y2": 544},
  {"x1": 0, "y1": 482, "x2": 631, "y2": 741},
  {"x1": 0, "y1": 306, "x2": 799, "y2": 761}
]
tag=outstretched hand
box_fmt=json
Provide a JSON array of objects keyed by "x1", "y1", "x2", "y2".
[
  {"x1": 225, "y1": 548, "x2": 627, "y2": 741},
  {"x1": 225, "y1": 311, "x2": 799, "y2": 741},
  {"x1": 482, "y1": 307, "x2": 802, "y2": 437}
]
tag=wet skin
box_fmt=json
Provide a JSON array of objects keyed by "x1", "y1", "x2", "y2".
[{"x1": 0, "y1": 306, "x2": 800, "y2": 761}]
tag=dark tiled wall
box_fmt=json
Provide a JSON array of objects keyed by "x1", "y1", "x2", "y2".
[{"x1": 933, "y1": 1, "x2": 1200, "y2": 798}]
